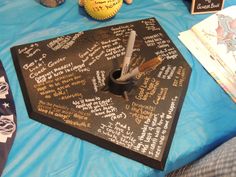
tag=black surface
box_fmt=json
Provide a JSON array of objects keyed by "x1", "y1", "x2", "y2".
[{"x1": 11, "y1": 18, "x2": 191, "y2": 170}]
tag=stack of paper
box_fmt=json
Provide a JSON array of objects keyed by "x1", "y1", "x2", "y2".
[{"x1": 179, "y1": 6, "x2": 236, "y2": 102}]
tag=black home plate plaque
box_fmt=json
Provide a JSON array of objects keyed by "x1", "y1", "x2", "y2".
[{"x1": 11, "y1": 18, "x2": 191, "y2": 170}]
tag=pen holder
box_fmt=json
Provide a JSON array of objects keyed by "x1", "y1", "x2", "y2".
[{"x1": 108, "y1": 69, "x2": 134, "y2": 95}]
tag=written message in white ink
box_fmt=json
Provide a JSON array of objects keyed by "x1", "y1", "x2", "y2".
[
  {"x1": 111, "y1": 24, "x2": 134, "y2": 37},
  {"x1": 153, "y1": 87, "x2": 169, "y2": 105},
  {"x1": 78, "y1": 42, "x2": 105, "y2": 66},
  {"x1": 128, "y1": 102, "x2": 156, "y2": 125},
  {"x1": 172, "y1": 66, "x2": 186, "y2": 87},
  {"x1": 142, "y1": 18, "x2": 161, "y2": 31},
  {"x1": 34, "y1": 73, "x2": 85, "y2": 100},
  {"x1": 72, "y1": 97, "x2": 121, "y2": 119},
  {"x1": 47, "y1": 32, "x2": 84, "y2": 51},
  {"x1": 91, "y1": 70, "x2": 106, "y2": 92},
  {"x1": 18, "y1": 43, "x2": 41, "y2": 58},
  {"x1": 135, "y1": 77, "x2": 160, "y2": 101},
  {"x1": 33, "y1": 61, "x2": 89, "y2": 84},
  {"x1": 37, "y1": 100, "x2": 91, "y2": 128},
  {"x1": 98, "y1": 121, "x2": 136, "y2": 149},
  {"x1": 157, "y1": 65, "x2": 176, "y2": 80},
  {"x1": 133, "y1": 112, "x2": 165, "y2": 159},
  {"x1": 101, "y1": 38, "x2": 125, "y2": 60},
  {"x1": 143, "y1": 33, "x2": 178, "y2": 60}
]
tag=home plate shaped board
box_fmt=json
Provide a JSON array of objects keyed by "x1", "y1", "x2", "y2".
[{"x1": 11, "y1": 18, "x2": 191, "y2": 170}]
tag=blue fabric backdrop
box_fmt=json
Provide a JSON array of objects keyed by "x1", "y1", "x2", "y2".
[{"x1": 0, "y1": 0, "x2": 236, "y2": 176}]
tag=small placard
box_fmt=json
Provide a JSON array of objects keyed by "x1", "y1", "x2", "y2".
[{"x1": 191, "y1": 0, "x2": 225, "y2": 14}]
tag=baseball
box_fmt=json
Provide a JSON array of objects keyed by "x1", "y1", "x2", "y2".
[{"x1": 83, "y1": 0, "x2": 123, "y2": 20}]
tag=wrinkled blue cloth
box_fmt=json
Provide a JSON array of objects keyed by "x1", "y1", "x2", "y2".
[{"x1": 0, "y1": 0, "x2": 236, "y2": 176}]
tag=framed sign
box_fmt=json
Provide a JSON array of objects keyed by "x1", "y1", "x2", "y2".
[{"x1": 191, "y1": 0, "x2": 225, "y2": 14}]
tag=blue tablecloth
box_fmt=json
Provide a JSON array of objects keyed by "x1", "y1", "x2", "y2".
[{"x1": 1, "y1": 0, "x2": 236, "y2": 176}]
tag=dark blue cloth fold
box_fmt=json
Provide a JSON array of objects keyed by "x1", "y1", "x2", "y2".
[{"x1": 0, "y1": 61, "x2": 17, "y2": 176}]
